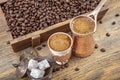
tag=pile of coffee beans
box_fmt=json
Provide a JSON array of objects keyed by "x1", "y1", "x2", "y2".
[{"x1": 1, "y1": 0, "x2": 101, "y2": 38}]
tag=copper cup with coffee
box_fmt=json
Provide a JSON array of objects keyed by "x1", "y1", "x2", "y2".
[
  {"x1": 70, "y1": 16, "x2": 96, "y2": 57},
  {"x1": 47, "y1": 32, "x2": 73, "y2": 65}
]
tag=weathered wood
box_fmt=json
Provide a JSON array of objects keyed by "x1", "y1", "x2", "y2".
[
  {"x1": 31, "y1": 35, "x2": 41, "y2": 47},
  {"x1": 0, "y1": 1, "x2": 120, "y2": 80},
  {"x1": 0, "y1": 6, "x2": 9, "y2": 33}
]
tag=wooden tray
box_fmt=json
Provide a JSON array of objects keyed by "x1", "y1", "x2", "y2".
[{"x1": 0, "y1": 0, "x2": 109, "y2": 52}]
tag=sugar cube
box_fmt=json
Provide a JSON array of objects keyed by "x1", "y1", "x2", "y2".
[
  {"x1": 28, "y1": 59, "x2": 38, "y2": 70},
  {"x1": 30, "y1": 68, "x2": 45, "y2": 78},
  {"x1": 38, "y1": 59, "x2": 50, "y2": 70}
]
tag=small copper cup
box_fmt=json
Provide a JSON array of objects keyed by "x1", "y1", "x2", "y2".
[
  {"x1": 47, "y1": 32, "x2": 73, "y2": 65},
  {"x1": 70, "y1": 16, "x2": 96, "y2": 57}
]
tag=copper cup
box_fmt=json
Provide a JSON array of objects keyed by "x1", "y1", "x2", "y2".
[
  {"x1": 70, "y1": 16, "x2": 96, "y2": 57},
  {"x1": 47, "y1": 32, "x2": 73, "y2": 65}
]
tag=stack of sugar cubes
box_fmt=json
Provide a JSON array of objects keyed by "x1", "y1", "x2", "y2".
[{"x1": 28, "y1": 59, "x2": 50, "y2": 78}]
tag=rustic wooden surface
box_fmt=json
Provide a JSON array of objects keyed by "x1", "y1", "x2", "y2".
[{"x1": 0, "y1": 1, "x2": 120, "y2": 80}]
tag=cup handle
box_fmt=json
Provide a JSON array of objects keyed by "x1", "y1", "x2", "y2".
[{"x1": 87, "y1": 0, "x2": 107, "y2": 32}]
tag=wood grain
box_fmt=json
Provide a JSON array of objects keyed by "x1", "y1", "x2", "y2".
[{"x1": 0, "y1": 1, "x2": 120, "y2": 80}]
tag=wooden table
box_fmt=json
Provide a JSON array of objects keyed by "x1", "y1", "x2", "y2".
[{"x1": 0, "y1": 1, "x2": 120, "y2": 80}]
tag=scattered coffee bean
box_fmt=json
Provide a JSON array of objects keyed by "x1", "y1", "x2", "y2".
[
  {"x1": 64, "y1": 78, "x2": 68, "y2": 80},
  {"x1": 64, "y1": 63, "x2": 69, "y2": 68},
  {"x1": 52, "y1": 68, "x2": 56, "y2": 73},
  {"x1": 53, "y1": 67, "x2": 60, "y2": 73},
  {"x1": 1, "y1": 0, "x2": 101, "y2": 38},
  {"x1": 74, "y1": 67, "x2": 79, "y2": 71},
  {"x1": 12, "y1": 64, "x2": 19, "y2": 68},
  {"x1": 42, "y1": 44, "x2": 46, "y2": 47},
  {"x1": 112, "y1": 21, "x2": 116, "y2": 25},
  {"x1": 37, "y1": 47, "x2": 42, "y2": 50},
  {"x1": 106, "y1": 32, "x2": 110, "y2": 37},
  {"x1": 56, "y1": 67, "x2": 60, "y2": 71},
  {"x1": 100, "y1": 48, "x2": 106, "y2": 52},
  {"x1": 99, "y1": 20, "x2": 102, "y2": 24},
  {"x1": 95, "y1": 44, "x2": 98, "y2": 49},
  {"x1": 115, "y1": 14, "x2": 119, "y2": 17},
  {"x1": 6, "y1": 41, "x2": 10, "y2": 44}
]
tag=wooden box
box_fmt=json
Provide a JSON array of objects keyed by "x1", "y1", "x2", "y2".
[{"x1": 0, "y1": 0, "x2": 109, "y2": 52}]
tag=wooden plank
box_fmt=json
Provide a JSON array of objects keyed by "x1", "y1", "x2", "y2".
[
  {"x1": 0, "y1": 6, "x2": 9, "y2": 33},
  {"x1": 31, "y1": 35, "x2": 41, "y2": 47},
  {"x1": 11, "y1": 38, "x2": 32, "y2": 52}
]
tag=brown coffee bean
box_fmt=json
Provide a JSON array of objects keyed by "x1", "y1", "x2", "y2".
[
  {"x1": 115, "y1": 14, "x2": 119, "y2": 17},
  {"x1": 95, "y1": 44, "x2": 98, "y2": 49},
  {"x1": 75, "y1": 67, "x2": 79, "y2": 71},
  {"x1": 42, "y1": 44, "x2": 46, "y2": 47},
  {"x1": 64, "y1": 78, "x2": 68, "y2": 80},
  {"x1": 37, "y1": 47, "x2": 42, "y2": 50},
  {"x1": 56, "y1": 67, "x2": 60, "y2": 71},
  {"x1": 7, "y1": 41, "x2": 10, "y2": 44},
  {"x1": 99, "y1": 20, "x2": 102, "y2": 24},
  {"x1": 53, "y1": 67, "x2": 60, "y2": 72},
  {"x1": 64, "y1": 63, "x2": 69, "y2": 68},
  {"x1": 12, "y1": 64, "x2": 19, "y2": 68},
  {"x1": 106, "y1": 32, "x2": 110, "y2": 37},
  {"x1": 52, "y1": 69, "x2": 56, "y2": 73},
  {"x1": 100, "y1": 48, "x2": 106, "y2": 52},
  {"x1": 112, "y1": 21, "x2": 116, "y2": 25}
]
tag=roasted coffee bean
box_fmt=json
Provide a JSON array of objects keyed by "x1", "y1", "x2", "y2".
[
  {"x1": 52, "y1": 68, "x2": 56, "y2": 73},
  {"x1": 1, "y1": 0, "x2": 101, "y2": 38},
  {"x1": 74, "y1": 67, "x2": 80, "y2": 71},
  {"x1": 100, "y1": 48, "x2": 106, "y2": 52},
  {"x1": 53, "y1": 67, "x2": 60, "y2": 72},
  {"x1": 37, "y1": 47, "x2": 42, "y2": 50},
  {"x1": 64, "y1": 78, "x2": 68, "y2": 80},
  {"x1": 95, "y1": 44, "x2": 98, "y2": 49},
  {"x1": 115, "y1": 14, "x2": 119, "y2": 17},
  {"x1": 42, "y1": 44, "x2": 46, "y2": 47},
  {"x1": 12, "y1": 64, "x2": 19, "y2": 68},
  {"x1": 112, "y1": 21, "x2": 116, "y2": 25},
  {"x1": 99, "y1": 20, "x2": 102, "y2": 24},
  {"x1": 106, "y1": 32, "x2": 110, "y2": 37},
  {"x1": 6, "y1": 41, "x2": 10, "y2": 44},
  {"x1": 64, "y1": 63, "x2": 69, "y2": 68},
  {"x1": 56, "y1": 67, "x2": 60, "y2": 71}
]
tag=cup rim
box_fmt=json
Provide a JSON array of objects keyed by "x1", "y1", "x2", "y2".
[
  {"x1": 47, "y1": 32, "x2": 73, "y2": 54},
  {"x1": 70, "y1": 15, "x2": 96, "y2": 36}
]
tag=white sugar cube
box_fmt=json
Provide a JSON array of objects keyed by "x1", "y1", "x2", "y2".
[
  {"x1": 28, "y1": 59, "x2": 38, "y2": 70},
  {"x1": 38, "y1": 59, "x2": 50, "y2": 70},
  {"x1": 30, "y1": 68, "x2": 45, "y2": 78}
]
